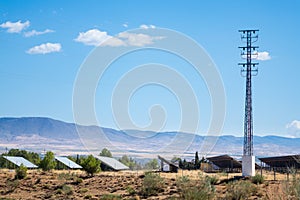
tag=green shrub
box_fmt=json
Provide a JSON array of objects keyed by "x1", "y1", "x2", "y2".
[
  {"x1": 226, "y1": 180, "x2": 257, "y2": 199},
  {"x1": 80, "y1": 188, "x2": 89, "y2": 193},
  {"x1": 6, "y1": 179, "x2": 19, "y2": 193},
  {"x1": 81, "y1": 155, "x2": 101, "y2": 176},
  {"x1": 62, "y1": 184, "x2": 73, "y2": 195},
  {"x1": 176, "y1": 175, "x2": 190, "y2": 192},
  {"x1": 140, "y1": 172, "x2": 164, "y2": 197},
  {"x1": 177, "y1": 174, "x2": 215, "y2": 200},
  {"x1": 56, "y1": 188, "x2": 63, "y2": 194},
  {"x1": 15, "y1": 164, "x2": 27, "y2": 179},
  {"x1": 100, "y1": 194, "x2": 121, "y2": 200},
  {"x1": 58, "y1": 172, "x2": 76, "y2": 180},
  {"x1": 251, "y1": 174, "x2": 264, "y2": 184},
  {"x1": 283, "y1": 174, "x2": 300, "y2": 198},
  {"x1": 144, "y1": 159, "x2": 159, "y2": 170},
  {"x1": 126, "y1": 186, "x2": 136, "y2": 195},
  {"x1": 206, "y1": 175, "x2": 219, "y2": 185},
  {"x1": 39, "y1": 151, "x2": 56, "y2": 171},
  {"x1": 75, "y1": 177, "x2": 83, "y2": 184}
]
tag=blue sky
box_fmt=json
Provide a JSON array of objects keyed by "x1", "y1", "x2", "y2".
[{"x1": 0, "y1": 0, "x2": 299, "y2": 137}]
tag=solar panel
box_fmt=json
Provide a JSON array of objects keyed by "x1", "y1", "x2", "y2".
[
  {"x1": 259, "y1": 155, "x2": 300, "y2": 168},
  {"x1": 95, "y1": 156, "x2": 129, "y2": 170},
  {"x1": 158, "y1": 155, "x2": 179, "y2": 168},
  {"x1": 55, "y1": 156, "x2": 82, "y2": 169},
  {"x1": 3, "y1": 156, "x2": 38, "y2": 168},
  {"x1": 207, "y1": 155, "x2": 242, "y2": 169}
]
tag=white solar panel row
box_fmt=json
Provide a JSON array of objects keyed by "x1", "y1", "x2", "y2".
[
  {"x1": 3, "y1": 156, "x2": 38, "y2": 168},
  {"x1": 55, "y1": 156, "x2": 82, "y2": 169},
  {"x1": 3, "y1": 155, "x2": 127, "y2": 171},
  {"x1": 95, "y1": 156, "x2": 129, "y2": 170}
]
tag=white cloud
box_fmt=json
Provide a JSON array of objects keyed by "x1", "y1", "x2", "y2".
[
  {"x1": 256, "y1": 51, "x2": 271, "y2": 61},
  {"x1": 122, "y1": 23, "x2": 128, "y2": 28},
  {"x1": 24, "y1": 29, "x2": 54, "y2": 37},
  {"x1": 75, "y1": 28, "x2": 164, "y2": 47},
  {"x1": 140, "y1": 24, "x2": 156, "y2": 29},
  {"x1": 101, "y1": 37, "x2": 126, "y2": 47},
  {"x1": 118, "y1": 32, "x2": 163, "y2": 47},
  {"x1": 26, "y1": 42, "x2": 61, "y2": 54},
  {"x1": 0, "y1": 20, "x2": 30, "y2": 33},
  {"x1": 74, "y1": 29, "x2": 124, "y2": 46},
  {"x1": 286, "y1": 120, "x2": 300, "y2": 137}
]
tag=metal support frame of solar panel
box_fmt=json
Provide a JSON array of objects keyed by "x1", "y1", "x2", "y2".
[
  {"x1": 206, "y1": 155, "x2": 242, "y2": 172},
  {"x1": 158, "y1": 155, "x2": 179, "y2": 168},
  {"x1": 3, "y1": 156, "x2": 38, "y2": 168},
  {"x1": 259, "y1": 155, "x2": 300, "y2": 172},
  {"x1": 55, "y1": 156, "x2": 82, "y2": 169}
]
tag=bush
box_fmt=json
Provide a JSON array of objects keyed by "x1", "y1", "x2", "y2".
[
  {"x1": 126, "y1": 186, "x2": 136, "y2": 195},
  {"x1": 283, "y1": 174, "x2": 300, "y2": 198},
  {"x1": 15, "y1": 164, "x2": 27, "y2": 179},
  {"x1": 56, "y1": 188, "x2": 63, "y2": 194},
  {"x1": 39, "y1": 151, "x2": 56, "y2": 171},
  {"x1": 177, "y1": 174, "x2": 215, "y2": 200},
  {"x1": 75, "y1": 177, "x2": 83, "y2": 184},
  {"x1": 81, "y1": 155, "x2": 101, "y2": 176},
  {"x1": 80, "y1": 188, "x2": 89, "y2": 193},
  {"x1": 62, "y1": 184, "x2": 73, "y2": 195},
  {"x1": 226, "y1": 180, "x2": 257, "y2": 199},
  {"x1": 6, "y1": 179, "x2": 19, "y2": 193},
  {"x1": 251, "y1": 174, "x2": 264, "y2": 184},
  {"x1": 140, "y1": 172, "x2": 164, "y2": 197},
  {"x1": 58, "y1": 172, "x2": 75, "y2": 180},
  {"x1": 206, "y1": 175, "x2": 219, "y2": 185},
  {"x1": 144, "y1": 159, "x2": 159, "y2": 170},
  {"x1": 119, "y1": 155, "x2": 139, "y2": 170},
  {"x1": 100, "y1": 194, "x2": 121, "y2": 200}
]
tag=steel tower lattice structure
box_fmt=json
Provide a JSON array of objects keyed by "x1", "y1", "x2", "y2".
[{"x1": 238, "y1": 30, "x2": 259, "y2": 156}]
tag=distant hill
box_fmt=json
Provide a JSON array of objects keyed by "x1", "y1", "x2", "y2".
[
  {"x1": 0, "y1": 117, "x2": 300, "y2": 158},
  {"x1": 0, "y1": 117, "x2": 77, "y2": 140}
]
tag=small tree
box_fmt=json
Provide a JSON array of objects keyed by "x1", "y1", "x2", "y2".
[
  {"x1": 171, "y1": 156, "x2": 181, "y2": 163},
  {"x1": 81, "y1": 155, "x2": 101, "y2": 176},
  {"x1": 39, "y1": 151, "x2": 56, "y2": 171},
  {"x1": 195, "y1": 151, "x2": 200, "y2": 169},
  {"x1": 179, "y1": 159, "x2": 183, "y2": 169},
  {"x1": 145, "y1": 159, "x2": 159, "y2": 170},
  {"x1": 119, "y1": 155, "x2": 138, "y2": 170},
  {"x1": 15, "y1": 164, "x2": 27, "y2": 179},
  {"x1": 99, "y1": 148, "x2": 112, "y2": 157}
]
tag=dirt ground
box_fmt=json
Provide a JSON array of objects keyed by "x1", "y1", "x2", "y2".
[{"x1": 0, "y1": 169, "x2": 297, "y2": 200}]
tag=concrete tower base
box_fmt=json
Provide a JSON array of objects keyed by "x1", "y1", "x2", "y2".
[{"x1": 242, "y1": 155, "x2": 255, "y2": 177}]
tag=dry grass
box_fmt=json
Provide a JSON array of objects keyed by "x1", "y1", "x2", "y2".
[{"x1": 0, "y1": 169, "x2": 297, "y2": 199}]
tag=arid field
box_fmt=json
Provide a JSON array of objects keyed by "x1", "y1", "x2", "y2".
[{"x1": 0, "y1": 169, "x2": 299, "y2": 200}]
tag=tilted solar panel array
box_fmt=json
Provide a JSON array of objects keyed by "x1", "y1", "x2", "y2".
[
  {"x1": 95, "y1": 156, "x2": 129, "y2": 170},
  {"x1": 3, "y1": 156, "x2": 38, "y2": 168},
  {"x1": 55, "y1": 156, "x2": 82, "y2": 169}
]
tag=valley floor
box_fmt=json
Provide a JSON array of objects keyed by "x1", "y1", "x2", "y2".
[{"x1": 0, "y1": 169, "x2": 298, "y2": 200}]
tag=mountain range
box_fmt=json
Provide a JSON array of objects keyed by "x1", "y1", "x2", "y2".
[{"x1": 1, "y1": 117, "x2": 300, "y2": 159}]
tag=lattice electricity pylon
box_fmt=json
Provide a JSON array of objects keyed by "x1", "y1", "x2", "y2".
[{"x1": 238, "y1": 29, "x2": 259, "y2": 156}]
